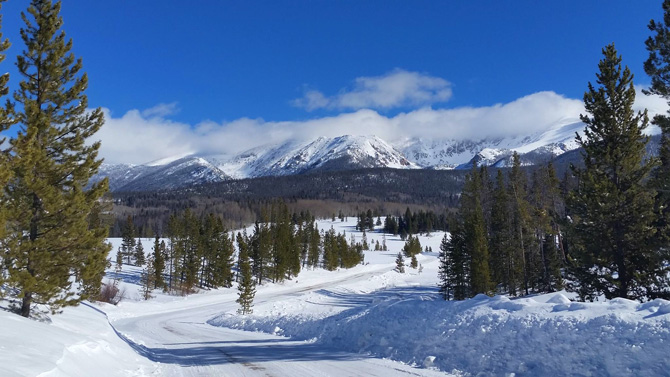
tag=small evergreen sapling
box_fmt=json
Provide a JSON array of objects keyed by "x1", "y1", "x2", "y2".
[{"x1": 395, "y1": 252, "x2": 405, "y2": 273}]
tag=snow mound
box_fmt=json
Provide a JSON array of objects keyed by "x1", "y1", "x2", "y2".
[{"x1": 210, "y1": 290, "x2": 670, "y2": 376}]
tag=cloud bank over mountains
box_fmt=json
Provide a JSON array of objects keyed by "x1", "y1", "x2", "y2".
[{"x1": 96, "y1": 70, "x2": 668, "y2": 165}]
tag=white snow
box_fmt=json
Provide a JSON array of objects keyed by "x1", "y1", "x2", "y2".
[{"x1": 2, "y1": 218, "x2": 669, "y2": 376}]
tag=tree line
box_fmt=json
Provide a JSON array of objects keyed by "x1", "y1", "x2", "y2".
[
  {"x1": 440, "y1": 37, "x2": 670, "y2": 302},
  {"x1": 117, "y1": 201, "x2": 369, "y2": 313}
]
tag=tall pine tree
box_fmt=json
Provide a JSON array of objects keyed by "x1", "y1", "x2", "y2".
[
  {"x1": 236, "y1": 240, "x2": 255, "y2": 315},
  {"x1": 644, "y1": 0, "x2": 670, "y2": 298},
  {"x1": 4, "y1": 0, "x2": 110, "y2": 317},
  {"x1": 568, "y1": 44, "x2": 659, "y2": 301},
  {"x1": 0, "y1": 0, "x2": 14, "y2": 292},
  {"x1": 462, "y1": 164, "x2": 492, "y2": 296}
]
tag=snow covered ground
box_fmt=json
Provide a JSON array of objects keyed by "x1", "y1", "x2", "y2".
[{"x1": 2, "y1": 218, "x2": 670, "y2": 376}]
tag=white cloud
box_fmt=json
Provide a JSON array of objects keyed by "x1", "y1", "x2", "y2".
[
  {"x1": 93, "y1": 87, "x2": 669, "y2": 165},
  {"x1": 292, "y1": 69, "x2": 452, "y2": 111},
  {"x1": 140, "y1": 102, "x2": 179, "y2": 118}
]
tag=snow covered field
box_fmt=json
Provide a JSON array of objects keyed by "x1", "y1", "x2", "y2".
[{"x1": 2, "y1": 218, "x2": 670, "y2": 376}]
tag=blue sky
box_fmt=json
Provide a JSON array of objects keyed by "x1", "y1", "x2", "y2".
[{"x1": 0, "y1": 1, "x2": 667, "y2": 163}]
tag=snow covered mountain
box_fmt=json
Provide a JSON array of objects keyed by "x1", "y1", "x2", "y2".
[
  {"x1": 213, "y1": 135, "x2": 418, "y2": 179},
  {"x1": 95, "y1": 124, "x2": 587, "y2": 191},
  {"x1": 96, "y1": 156, "x2": 231, "y2": 192},
  {"x1": 399, "y1": 120, "x2": 583, "y2": 169},
  {"x1": 95, "y1": 135, "x2": 419, "y2": 191}
]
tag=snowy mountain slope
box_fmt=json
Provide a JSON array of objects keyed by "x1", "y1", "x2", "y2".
[
  {"x1": 95, "y1": 123, "x2": 591, "y2": 191},
  {"x1": 398, "y1": 119, "x2": 584, "y2": 169},
  {"x1": 214, "y1": 135, "x2": 419, "y2": 179},
  {"x1": 94, "y1": 156, "x2": 231, "y2": 192}
]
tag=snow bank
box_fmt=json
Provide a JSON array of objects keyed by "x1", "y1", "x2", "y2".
[
  {"x1": 0, "y1": 303, "x2": 157, "y2": 377},
  {"x1": 210, "y1": 290, "x2": 670, "y2": 376}
]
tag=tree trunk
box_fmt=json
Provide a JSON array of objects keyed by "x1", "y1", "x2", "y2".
[{"x1": 21, "y1": 292, "x2": 32, "y2": 318}]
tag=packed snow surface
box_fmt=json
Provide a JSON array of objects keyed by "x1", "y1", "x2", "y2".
[{"x1": 2, "y1": 218, "x2": 669, "y2": 376}]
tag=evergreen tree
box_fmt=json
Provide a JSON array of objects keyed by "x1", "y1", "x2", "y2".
[
  {"x1": 152, "y1": 235, "x2": 165, "y2": 290},
  {"x1": 530, "y1": 163, "x2": 564, "y2": 292},
  {"x1": 395, "y1": 252, "x2": 405, "y2": 273},
  {"x1": 402, "y1": 235, "x2": 422, "y2": 258},
  {"x1": 644, "y1": 0, "x2": 670, "y2": 297},
  {"x1": 568, "y1": 44, "x2": 659, "y2": 301},
  {"x1": 489, "y1": 170, "x2": 514, "y2": 294},
  {"x1": 442, "y1": 218, "x2": 470, "y2": 300},
  {"x1": 140, "y1": 253, "x2": 155, "y2": 300},
  {"x1": 410, "y1": 255, "x2": 418, "y2": 269},
  {"x1": 322, "y1": 227, "x2": 339, "y2": 271},
  {"x1": 120, "y1": 215, "x2": 136, "y2": 264},
  {"x1": 307, "y1": 224, "x2": 321, "y2": 269},
  {"x1": 236, "y1": 240, "x2": 255, "y2": 315},
  {"x1": 0, "y1": 0, "x2": 13, "y2": 293},
  {"x1": 462, "y1": 164, "x2": 492, "y2": 296},
  {"x1": 4, "y1": 0, "x2": 110, "y2": 317},
  {"x1": 438, "y1": 233, "x2": 450, "y2": 300},
  {"x1": 508, "y1": 152, "x2": 533, "y2": 296},
  {"x1": 134, "y1": 238, "x2": 146, "y2": 266}
]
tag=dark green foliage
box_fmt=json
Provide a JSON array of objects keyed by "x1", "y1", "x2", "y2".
[
  {"x1": 121, "y1": 215, "x2": 136, "y2": 264},
  {"x1": 488, "y1": 170, "x2": 514, "y2": 294},
  {"x1": 508, "y1": 153, "x2": 533, "y2": 296},
  {"x1": 440, "y1": 219, "x2": 470, "y2": 300},
  {"x1": 529, "y1": 163, "x2": 564, "y2": 292},
  {"x1": 140, "y1": 253, "x2": 155, "y2": 301},
  {"x1": 410, "y1": 255, "x2": 418, "y2": 269},
  {"x1": 568, "y1": 44, "x2": 660, "y2": 301},
  {"x1": 644, "y1": 0, "x2": 670, "y2": 298},
  {"x1": 3, "y1": 0, "x2": 110, "y2": 317},
  {"x1": 236, "y1": 239, "x2": 255, "y2": 315},
  {"x1": 322, "y1": 227, "x2": 339, "y2": 271},
  {"x1": 201, "y1": 214, "x2": 234, "y2": 288},
  {"x1": 383, "y1": 209, "x2": 449, "y2": 237},
  {"x1": 463, "y1": 165, "x2": 492, "y2": 296},
  {"x1": 152, "y1": 235, "x2": 166, "y2": 290},
  {"x1": 402, "y1": 235, "x2": 422, "y2": 258},
  {"x1": 395, "y1": 252, "x2": 405, "y2": 273},
  {"x1": 134, "y1": 238, "x2": 146, "y2": 267},
  {"x1": 0, "y1": 0, "x2": 13, "y2": 288},
  {"x1": 437, "y1": 234, "x2": 451, "y2": 300},
  {"x1": 307, "y1": 224, "x2": 321, "y2": 269}
]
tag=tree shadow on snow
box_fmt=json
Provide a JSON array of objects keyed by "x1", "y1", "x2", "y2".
[{"x1": 114, "y1": 327, "x2": 370, "y2": 366}]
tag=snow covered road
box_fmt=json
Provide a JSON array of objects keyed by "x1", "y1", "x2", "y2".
[{"x1": 110, "y1": 265, "x2": 452, "y2": 377}]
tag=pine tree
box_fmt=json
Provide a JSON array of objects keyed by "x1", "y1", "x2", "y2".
[
  {"x1": 140, "y1": 253, "x2": 155, "y2": 301},
  {"x1": 152, "y1": 235, "x2": 165, "y2": 290},
  {"x1": 307, "y1": 224, "x2": 321, "y2": 269},
  {"x1": 410, "y1": 255, "x2": 418, "y2": 269},
  {"x1": 438, "y1": 233, "x2": 451, "y2": 300},
  {"x1": 4, "y1": 0, "x2": 110, "y2": 317},
  {"x1": 644, "y1": 0, "x2": 670, "y2": 297},
  {"x1": 395, "y1": 252, "x2": 405, "y2": 273},
  {"x1": 530, "y1": 163, "x2": 564, "y2": 292},
  {"x1": 0, "y1": 0, "x2": 14, "y2": 293},
  {"x1": 120, "y1": 215, "x2": 136, "y2": 264},
  {"x1": 443, "y1": 217, "x2": 470, "y2": 300},
  {"x1": 236, "y1": 240, "x2": 255, "y2": 315},
  {"x1": 402, "y1": 235, "x2": 422, "y2": 258},
  {"x1": 508, "y1": 152, "x2": 533, "y2": 296},
  {"x1": 489, "y1": 169, "x2": 514, "y2": 294},
  {"x1": 463, "y1": 164, "x2": 492, "y2": 296},
  {"x1": 568, "y1": 44, "x2": 659, "y2": 301},
  {"x1": 134, "y1": 238, "x2": 146, "y2": 266}
]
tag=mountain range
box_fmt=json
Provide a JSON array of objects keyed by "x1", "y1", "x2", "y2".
[{"x1": 95, "y1": 120, "x2": 588, "y2": 192}]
